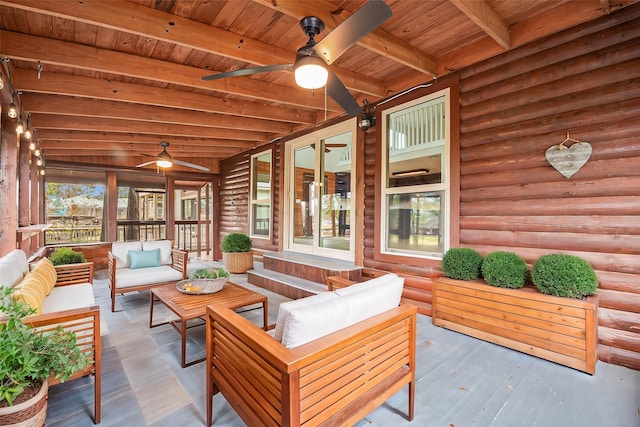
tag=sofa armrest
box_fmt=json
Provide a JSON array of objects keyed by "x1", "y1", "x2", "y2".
[
  {"x1": 55, "y1": 262, "x2": 94, "y2": 287},
  {"x1": 326, "y1": 275, "x2": 355, "y2": 291},
  {"x1": 171, "y1": 248, "x2": 188, "y2": 279},
  {"x1": 25, "y1": 305, "x2": 101, "y2": 379}
]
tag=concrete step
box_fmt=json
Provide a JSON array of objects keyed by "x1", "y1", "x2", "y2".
[
  {"x1": 248, "y1": 265, "x2": 327, "y2": 300},
  {"x1": 262, "y1": 251, "x2": 360, "y2": 283}
]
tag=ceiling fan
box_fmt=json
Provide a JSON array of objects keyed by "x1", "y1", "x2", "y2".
[
  {"x1": 136, "y1": 142, "x2": 210, "y2": 172},
  {"x1": 201, "y1": 0, "x2": 392, "y2": 117}
]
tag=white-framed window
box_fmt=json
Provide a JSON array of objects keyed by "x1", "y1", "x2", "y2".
[
  {"x1": 380, "y1": 88, "x2": 450, "y2": 259},
  {"x1": 249, "y1": 150, "x2": 272, "y2": 239}
]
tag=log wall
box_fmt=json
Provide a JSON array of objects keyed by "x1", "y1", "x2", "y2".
[
  {"x1": 454, "y1": 8, "x2": 640, "y2": 370},
  {"x1": 218, "y1": 144, "x2": 279, "y2": 260}
]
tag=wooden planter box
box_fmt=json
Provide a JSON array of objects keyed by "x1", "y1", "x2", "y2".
[{"x1": 432, "y1": 277, "x2": 599, "y2": 374}]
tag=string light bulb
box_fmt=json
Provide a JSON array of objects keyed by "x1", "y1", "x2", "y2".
[
  {"x1": 0, "y1": 71, "x2": 4, "y2": 90},
  {"x1": 16, "y1": 118, "x2": 25, "y2": 135},
  {"x1": 28, "y1": 141, "x2": 36, "y2": 151},
  {"x1": 8, "y1": 102, "x2": 17, "y2": 119},
  {"x1": 34, "y1": 148, "x2": 41, "y2": 157}
]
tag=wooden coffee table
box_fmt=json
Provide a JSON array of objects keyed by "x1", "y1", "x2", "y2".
[{"x1": 150, "y1": 281, "x2": 268, "y2": 367}]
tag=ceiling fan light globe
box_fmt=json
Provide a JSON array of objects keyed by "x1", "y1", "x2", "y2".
[
  {"x1": 157, "y1": 160, "x2": 172, "y2": 168},
  {"x1": 294, "y1": 56, "x2": 328, "y2": 89}
]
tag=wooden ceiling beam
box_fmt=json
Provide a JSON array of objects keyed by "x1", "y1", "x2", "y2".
[
  {"x1": 438, "y1": 0, "x2": 612, "y2": 74},
  {"x1": 30, "y1": 113, "x2": 269, "y2": 142},
  {"x1": 11, "y1": 69, "x2": 315, "y2": 124},
  {"x1": 35, "y1": 130, "x2": 257, "y2": 148},
  {"x1": 1, "y1": 30, "x2": 343, "y2": 111},
  {"x1": 448, "y1": 0, "x2": 510, "y2": 49},
  {"x1": 21, "y1": 93, "x2": 294, "y2": 135},
  {"x1": 1, "y1": 0, "x2": 385, "y2": 97},
  {"x1": 38, "y1": 141, "x2": 244, "y2": 154},
  {"x1": 252, "y1": 0, "x2": 438, "y2": 77}
]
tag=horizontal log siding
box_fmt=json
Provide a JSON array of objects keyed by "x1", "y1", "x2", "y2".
[
  {"x1": 219, "y1": 144, "x2": 279, "y2": 258},
  {"x1": 457, "y1": 6, "x2": 640, "y2": 370}
]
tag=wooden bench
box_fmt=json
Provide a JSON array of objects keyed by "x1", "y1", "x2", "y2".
[{"x1": 205, "y1": 278, "x2": 417, "y2": 426}]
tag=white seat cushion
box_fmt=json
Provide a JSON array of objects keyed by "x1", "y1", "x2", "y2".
[
  {"x1": 0, "y1": 249, "x2": 29, "y2": 289},
  {"x1": 142, "y1": 240, "x2": 173, "y2": 265},
  {"x1": 115, "y1": 265, "x2": 183, "y2": 288},
  {"x1": 112, "y1": 241, "x2": 142, "y2": 268},
  {"x1": 42, "y1": 283, "x2": 96, "y2": 314}
]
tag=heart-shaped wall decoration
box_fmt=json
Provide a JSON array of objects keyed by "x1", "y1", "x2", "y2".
[{"x1": 545, "y1": 142, "x2": 592, "y2": 179}]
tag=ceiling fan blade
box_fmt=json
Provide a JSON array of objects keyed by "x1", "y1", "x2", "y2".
[
  {"x1": 139, "y1": 153, "x2": 157, "y2": 158},
  {"x1": 136, "y1": 160, "x2": 158, "y2": 168},
  {"x1": 173, "y1": 159, "x2": 210, "y2": 172},
  {"x1": 326, "y1": 143, "x2": 347, "y2": 148},
  {"x1": 201, "y1": 63, "x2": 294, "y2": 81},
  {"x1": 326, "y1": 70, "x2": 361, "y2": 116},
  {"x1": 313, "y1": 0, "x2": 392, "y2": 65}
]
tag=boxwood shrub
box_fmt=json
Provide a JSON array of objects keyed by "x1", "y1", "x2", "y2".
[
  {"x1": 481, "y1": 251, "x2": 528, "y2": 289},
  {"x1": 441, "y1": 248, "x2": 484, "y2": 280},
  {"x1": 221, "y1": 233, "x2": 252, "y2": 253},
  {"x1": 531, "y1": 254, "x2": 598, "y2": 298},
  {"x1": 49, "y1": 247, "x2": 86, "y2": 266}
]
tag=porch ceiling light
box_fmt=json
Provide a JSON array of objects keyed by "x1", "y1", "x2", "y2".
[
  {"x1": 157, "y1": 159, "x2": 172, "y2": 168},
  {"x1": 294, "y1": 55, "x2": 328, "y2": 89}
]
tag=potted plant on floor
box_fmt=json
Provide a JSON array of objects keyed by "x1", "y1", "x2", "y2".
[
  {"x1": 0, "y1": 288, "x2": 89, "y2": 425},
  {"x1": 221, "y1": 233, "x2": 253, "y2": 273}
]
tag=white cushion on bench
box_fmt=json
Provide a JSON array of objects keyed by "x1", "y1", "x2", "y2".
[
  {"x1": 112, "y1": 241, "x2": 142, "y2": 269},
  {"x1": 142, "y1": 240, "x2": 172, "y2": 265},
  {"x1": 114, "y1": 265, "x2": 184, "y2": 289},
  {"x1": 42, "y1": 283, "x2": 96, "y2": 314},
  {"x1": 280, "y1": 273, "x2": 404, "y2": 349},
  {"x1": 0, "y1": 249, "x2": 29, "y2": 289}
]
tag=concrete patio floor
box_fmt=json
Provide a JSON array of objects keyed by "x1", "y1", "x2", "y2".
[{"x1": 45, "y1": 261, "x2": 640, "y2": 427}]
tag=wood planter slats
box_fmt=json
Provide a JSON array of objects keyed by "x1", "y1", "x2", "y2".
[{"x1": 433, "y1": 277, "x2": 598, "y2": 374}]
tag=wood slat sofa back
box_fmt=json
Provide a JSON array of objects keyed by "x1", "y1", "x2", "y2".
[{"x1": 206, "y1": 303, "x2": 417, "y2": 426}]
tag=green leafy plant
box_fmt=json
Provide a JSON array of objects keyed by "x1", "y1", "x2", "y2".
[
  {"x1": 189, "y1": 267, "x2": 229, "y2": 280},
  {"x1": 49, "y1": 247, "x2": 86, "y2": 266},
  {"x1": 441, "y1": 248, "x2": 484, "y2": 280},
  {"x1": 481, "y1": 251, "x2": 528, "y2": 289},
  {"x1": 0, "y1": 287, "x2": 89, "y2": 406},
  {"x1": 221, "y1": 233, "x2": 252, "y2": 253},
  {"x1": 531, "y1": 254, "x2": 598, "y2": 298}
]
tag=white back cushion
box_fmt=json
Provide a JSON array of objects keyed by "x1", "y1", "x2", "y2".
[
  {"x1": 280, "y1": 274, "x2": 404, "y2": 349},
  {"x1": 274, "y1": 291, "x2": 339, "y2": 342},
  {"x1": 333, "y1": 273, "x2": 399, "y2": 297},
  {"x1": 111, "y1": 241, "x2": 142, "y2": 268},
  {"x1": 0, "y1": 249, "x2": 30, "y2": 289},
  {"x1": 142, "y1": 240, "x2": 172, "y2": 265}
]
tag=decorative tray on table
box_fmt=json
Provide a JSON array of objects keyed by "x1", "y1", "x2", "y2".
[{"x1": 176, "y1": 278, "x2": 227, "y2": 295}]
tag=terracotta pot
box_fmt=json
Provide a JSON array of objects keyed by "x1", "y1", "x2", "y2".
[{"x1": 0, "y1": 380, "x2": 48, "y2": 427}]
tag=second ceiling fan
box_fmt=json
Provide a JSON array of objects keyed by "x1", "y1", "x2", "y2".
[{"x1": 201, "y1": 0, "x2": 392, "y2": 117}]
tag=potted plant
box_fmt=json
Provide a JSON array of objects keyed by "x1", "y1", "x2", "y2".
[
  {"x1": 433, "y1": 249, "x2": 599, "y2": 374},
  {"x1": 0, "y1": 288, "x2": 89, "y2": 425},
  {"x1": 221, "y1": 233, "x2": 253, "y2": 273},
  {"x1": 49, "y1": 247, "x2": 86, "y2": 266}
]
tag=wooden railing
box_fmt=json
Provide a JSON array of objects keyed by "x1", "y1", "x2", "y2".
[{"x1": 45, "y1": 220, "x2": 211, "y2": 253}]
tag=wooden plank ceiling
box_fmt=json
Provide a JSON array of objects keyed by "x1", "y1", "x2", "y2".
[{"x1": 0, "y1": 0, "x2": 636, "y2": 174}]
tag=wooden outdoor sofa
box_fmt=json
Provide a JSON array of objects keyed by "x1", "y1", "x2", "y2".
[
  {"x1": 0, "y1": 249, "x2": 101, "y2": 424},
  {"x1": 205, "y1": 273, "x2": 417, "y2": 426},
  {"x1": 107, "y1": 240, "x2": 188, "y2": 311}
]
